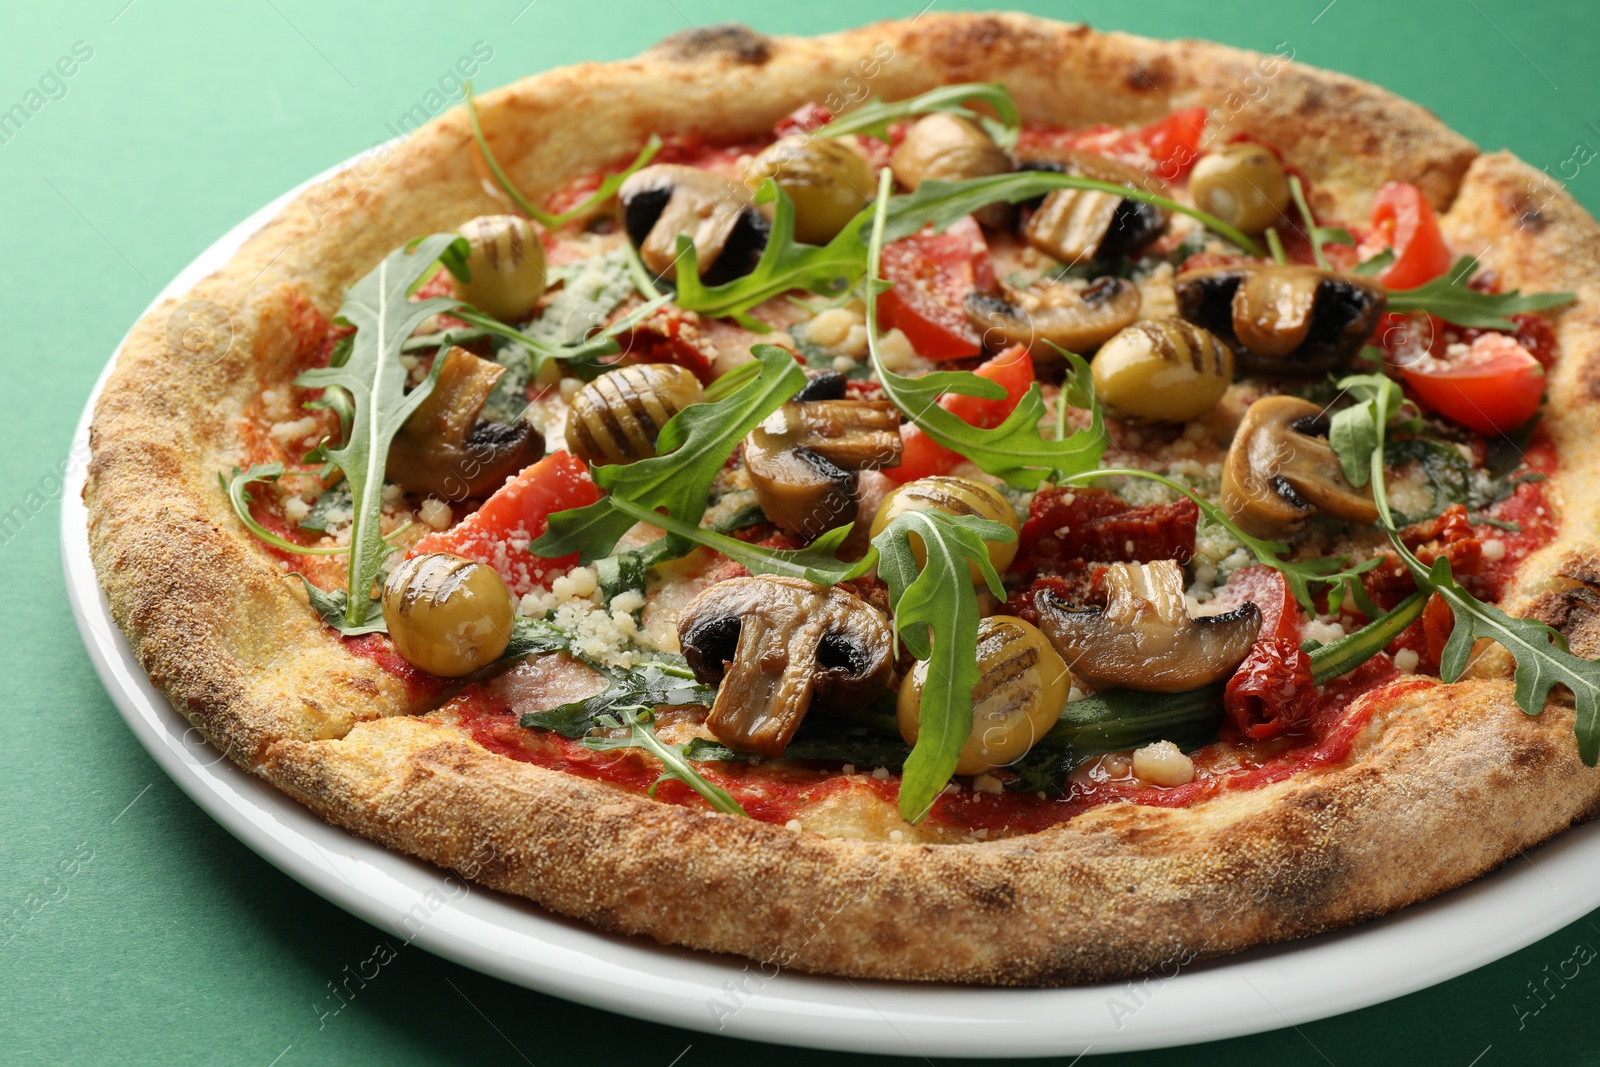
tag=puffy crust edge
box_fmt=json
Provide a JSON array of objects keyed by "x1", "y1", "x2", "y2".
[{"x1": 86, "y1": 12, "x2": 1600, "y2": 984}]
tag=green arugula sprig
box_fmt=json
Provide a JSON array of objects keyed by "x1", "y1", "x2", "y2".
[
  {"x1": 864, "y1": 169, "x2": 1108, "y2": 489},
  {"x1": 582, "y1": 707, "x2": 748, "y2": 817},
  {"x1": 1331, "y1": 371, "x2": 1600, "y2": 763},
  {"x1": 293, "y1": 576, "x2": 387, "y2": 637},
  {"x1": 530, "y1": 345, "x2": 806, "y2": 563},
  {"x1": 1286, "y1": 174, "x2": 1355, "y2": 271},
  {"x1": 874, "y1": 510, "x2": 1017, "y2": 823},
  {"x1": 817, "y1": 82, "x2": 1021, "y2": 150},
  {"x1": 1386, "y1": 256, "x2": 1574, "y2": 329},
  {"x1": 607, "y1": 496, "x2": 870, "y2": 586},
  {"x1": 670, "y1": 181, "x2": 871, "y2": 327},
  {"x1": 1056, "y1": 466, "x2": 1378, "y2": 615},
  {"x1": 465, "y1": 80, "x2": 661, "y2": 229},
  {"x1": 292, "y1": 235, "x2": 466, "y2": 627}
]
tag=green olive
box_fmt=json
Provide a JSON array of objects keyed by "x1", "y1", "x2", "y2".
[
  {"x1": 747, "y1": 136, "x2": 872, "y2": 245},
  {"x1": 565, "y1": 363, "x2": 705, "y2": 467},
  {"x1": 1092, "y1": 318, "x2": 1234, "y2": 423},
  {"x1": 1187, "y1": 143, "x2": 1291, "y2": 234},
  {"x1": 869, "y1": 476, "x2": 1019, "y2": 582},
  {"x1": 382, "y1": 553, "x2": 514, "y2": 677},
  {"x1": 898, "y1": 616, "x2": 1070, "y2": 775},
  {"x1": 451, "y1": 215, "x2": 547, "y2": 323}
]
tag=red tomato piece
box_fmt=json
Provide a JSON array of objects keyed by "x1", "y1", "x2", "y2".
[
  {"x1": 1015, "y1": 487, "x2": 1198, "y2": 570},
  {"x1": 1365, "y1": 181, "x2": 1453, "y2": 290},
  {"x1": 1137, "y1": 107, "x2": 1208, "y2": 180},
  {"x1": 410, "y1": 451, "x2": 600, "y2": 597},
  {"x1": 1224, "y1": 638, "x2": 1318, "y2": 741},
  {"x1": 876, "y1": 217, "x2": 994, "y2": 361},
  {"x1": 1207, "y1": 566, "x2": 1304, "y2": 644},
  {"x1": 1398, "y1": 332, "x2": 1545, "y2": 436},
  {"x1": 885, "y1": 346, "x2": 1033, "y2": 484},
  {"x1": 774, "y1": 102, "x2": 832, "y2": 137}
]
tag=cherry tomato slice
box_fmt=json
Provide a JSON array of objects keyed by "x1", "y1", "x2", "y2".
[
  {"x1": 1365, "y1": 181, "x2": 1453, "y2": 290},
  {"x1": 1137, "y1": 107, "x2": 1208, "y2": 180},
  {"x1": 886, "y1": 346, "x2": 1034, "y2": 483},
  {"x1": 876, "y1": 217, "x2": 994, "y2": 361},
  {"x1": 410, "y1": 451, "x2": 600, "y2": 597},
  {"x1": 1398, "y1": 332, "x2": 1545, "y2": 436}
]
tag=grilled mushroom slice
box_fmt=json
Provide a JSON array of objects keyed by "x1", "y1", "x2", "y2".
[
  {"x1": 744, "y1": 397, "x2": 903, "y2": 536},
  {"x1": 564, "y1": 363, "x2": 705, "y2": 468},
  {"x1": 891, "y1": 113, "x2": 1014, "y2": 229},
  {"x1": 1018, "y1": 152, "x2": 1168, "y2": 264},
  {"x1": 965, "y1": 276, "x2": 1141, "y2": 356},
  {"x1": 1035, "y1": 560, "x2": 1261, "y2": 693},
  {"x1": 1174, "y1": 263, "x2": 1386, "y2": 374},
  {"x1": 678, "y1": 576, "x2": 894, "y2": 757},
  {"x1": 617, "y1": 164, "x2": 770, "y2": 284},
  {"x1": 387, "y1": 347, "x2": 544, "y2": 500},
  {"x1": 1221, "y1": 395, "x2": 1380, "y2": 540}
]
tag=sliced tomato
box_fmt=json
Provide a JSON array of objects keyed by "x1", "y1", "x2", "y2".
[
  {"x1": 876, "y1": 217, "x2": 994, "y2": 361},
  {"x1": 1136, "y1": 107, "x2": 1208, "y2": 180},
  {"x1": 774, "y1": 102, "x2": 832, "y2": 137},
  {"x1": 1208, "y1": 566, "x2": 1304, "y2": 644},
  {"x1": 1364, "y1": 181, "x2": 1453, "y2": 290},
  {"x1": 1399, "y1": 332, "x2": 1545, "y2": 436},
  {"x1": 410, "y1": 451, "x2": 600, "y2": 597},
  {"x1": 885, "y1": 346, "x2": 1033, "y2": 484}
]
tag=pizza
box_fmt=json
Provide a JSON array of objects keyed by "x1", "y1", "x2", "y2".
[{"x1": 84, "y1": 13, "x2": 1600, "y2": 987}]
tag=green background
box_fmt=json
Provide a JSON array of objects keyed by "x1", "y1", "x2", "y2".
[{"x1": 6, "y1": 0, "x2": 1598, "y2": 1062}]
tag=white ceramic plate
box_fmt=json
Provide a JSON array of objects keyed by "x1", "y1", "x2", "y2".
[{"x1": 61, "y1": 148, "x2": 1600, "y2": 1058}]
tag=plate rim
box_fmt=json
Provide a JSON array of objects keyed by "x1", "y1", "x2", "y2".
[{"x1": 58, "y1": 140, "x2": 1600, "y2": 1059}]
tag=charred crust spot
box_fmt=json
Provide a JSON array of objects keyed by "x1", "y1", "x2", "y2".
[
  {"x1": 1296, "y1": 789, "x2": 1332, "y2": 814},
  {"x1": 968, "y1": 879, "x2": 1018, "y2": 911},
  {"x1": 1124, "y1": 57, "x2": 1173, "y2": 92},
  {"x1": 654, "y1": 24, "x2": 771, "y2": 66}
]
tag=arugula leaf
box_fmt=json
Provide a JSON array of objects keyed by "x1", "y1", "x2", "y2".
[
  {"x1": 520, "y1": 663, "x2": 712, "y2": 737},
  {"x1": 1335, "y1": 371, "x2": 1600, "y2": 765},
  {"x1": 1383, "y1": 437, "x2": 1541, "y2": 525},
  {"x1": 593, "y1": 503, "x2": 768, "y2": 604},
  {"x1": 1016, "y1": 686, "x2": 1227, "y2": 794},
  {"x1": 297, "y1": 479, "x2": 352, "y2": 533},
  {"x1": 1307, "y1": 591, "x2": 1426, "y2": 684},
  {"x1": 864, "y1": 170, "x2": 1108, "y2": 489},
  {"x1": 1326, "y1": 373, "x2": 1408, "y2": 488},
  {"x1": 607, "y1": 496, "x2": 871, "y2": 586},
  {"x1": 1386, "y1": 256, "x2": 1574, "y2": 329},
  {"x1": 670, "y1": 181, "x2": 871, "y2": 325},
  {"x1": 223, "y1": 464, "x2": 347, "y2": 556},
  {"x1": 818, "y1": 82, "x2": 1021, "y2": 150},
  {"x1": 500, "y1": 615, "x2": 576, "y2": 660},
  {"x1": 1060, "y1": 466, "x2": 1377, "y2": 615},
  {"x1": 465, "y1": 80, "x2": 661, "y2": 229},
  {"x1": 293, "y1": 575, "x2": 386, "y2": 637},
  {"x1": 873, "y1": 509, "x2": 1015, "y2": 823},
  {"x1": 451, "y1": 292, "x2": 671, "y2": 379},
  {"x1": 293, "y1": 235, "x2": 465, "y2": 626},
  {"x1": 882, "y1": 172, "x2": 1266, "y2": 258},
  {"x1": 530, "y1": 345, "x2": 806, "y2": 562},
  {"x1": 1287, "y1": 175, "x2": 1351, "y2": 270},
  {"x1": 583, "y1": 708, "x2": 748, "y2": 816},
  {"x1": 1353, "y1": 248, "x2": 1395, "y2": 276}
]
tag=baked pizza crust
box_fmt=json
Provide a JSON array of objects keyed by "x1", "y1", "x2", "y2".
[{"x1": 85, "y1": 12, "x2": 1600, "y2": 984}]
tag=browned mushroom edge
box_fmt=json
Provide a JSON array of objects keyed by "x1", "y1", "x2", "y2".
[
  {"x1": 618, "y1": 163, "x2": 770, "y2": 285},
  {"x1": 1034, "y1": 560, "x2": 1261, "y2": 693},
  {"x1": 386, "y1": 346, "x2": 544, "y2": 501},
  {"x1": 1014, "y1": 152, "x2": 1169, "y2": 263},
  {"x1": 1174, "y1": 263, "x2": 1386, "y2": 374},
  {"x1": 677, "y1": 576, "x2": 895, "y2": 758},
  {"x1": 1220, "y1": 394, "x2": 1381, "y2": 541},
  {"x1": 743, "y1": 376, "x2": 903, "y2": 537},
  {"x1": 964, "y1": 275, "x2": 1141, "y2": 356}
]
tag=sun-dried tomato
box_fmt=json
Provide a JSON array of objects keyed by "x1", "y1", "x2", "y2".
[
  {"x1": 1016, "y1": 486, "x2": 1198, "y2": 572},
  {"x1": 1224, "y1": 638, "x2": 1318, "y2": 741},
  {"x1": 1362, "y1": 505, "x2": 1483, "y2": 609},
  {"x1": 1002, "y1": 568, "x2": 1103, "y2": 626}
]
